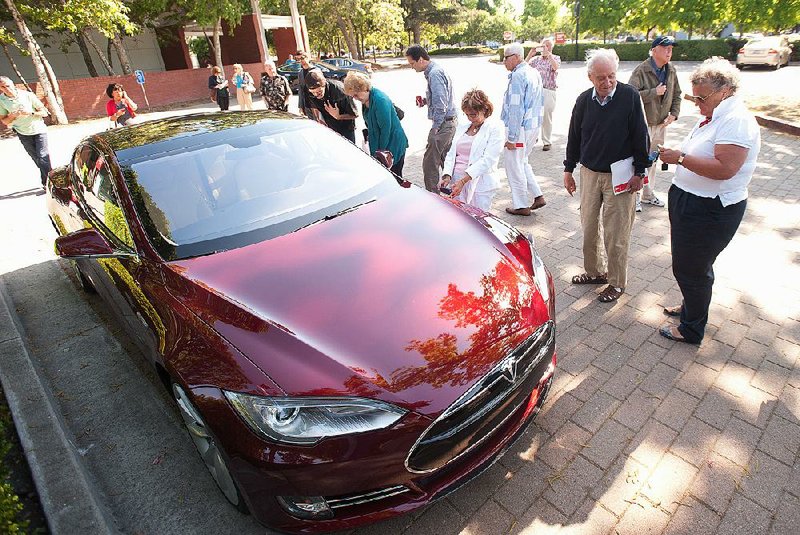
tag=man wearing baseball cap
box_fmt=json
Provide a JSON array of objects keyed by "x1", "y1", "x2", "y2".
[{"x1": 628, "y1": 35, "x2": 682, "y2": 212}]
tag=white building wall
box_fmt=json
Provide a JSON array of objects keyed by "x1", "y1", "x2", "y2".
[{"x1": 0, "y1": 23, "x2": 165, "y2": 81}]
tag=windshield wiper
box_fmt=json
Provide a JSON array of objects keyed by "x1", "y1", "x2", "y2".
[{"x1": 294, "y1": 199, "x2": 376, "y2": 232}]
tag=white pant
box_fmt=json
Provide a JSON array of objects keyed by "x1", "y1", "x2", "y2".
[
  {"x1": 505, "y1": 128, "x2": 542, "y2": 209},
  {"x1": 456, "y1": 188, "x2": 497, "y2": 212},
  {"x1": 542, "y1": 89, "x2": 556, "y2": 146}
]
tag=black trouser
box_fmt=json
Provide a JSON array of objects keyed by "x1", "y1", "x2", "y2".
[
  {"x1": 17, "y1": 132, "x2": 52, "y2": 185},
  {"x1": 217, "y1": 90, "x2": 230, "y2": 111},
  {"x1": 391, "y1": 153, "x2": 405, "y2": 177},
  {"x1": 341, "y1": 129, "x2": 356, "y2": 144},
  {"x1": 668, "y1": 185, "x2": 746, "y2": 343}
]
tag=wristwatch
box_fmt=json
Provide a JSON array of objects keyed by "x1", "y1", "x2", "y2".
[{"x1": 677, "y1": 152, "x2": 686, "y2": 166}]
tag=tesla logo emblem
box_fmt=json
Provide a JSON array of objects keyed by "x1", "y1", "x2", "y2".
[{"x1": 499, "y1": 358, "x2": 518, "y2": 383}]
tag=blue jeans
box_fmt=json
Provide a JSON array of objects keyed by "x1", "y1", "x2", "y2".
[
  {"x1": 668, "y1": 185, "x2": 746, "y2": 343},
  {"x1": 17, "y1": 132, "x2": 52, "y2": 185}
]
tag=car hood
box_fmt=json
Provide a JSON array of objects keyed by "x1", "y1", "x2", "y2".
[{"x1": 167, "y1": 188, "x2": 549, "y2": 417}]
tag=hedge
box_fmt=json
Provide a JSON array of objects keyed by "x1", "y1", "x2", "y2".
[
  {"x1": 430, "y1": 46, "x2": 484, "y2": 56},
  {"x1": 498, "y1": 39, "x2": 751, "y2": 63}
]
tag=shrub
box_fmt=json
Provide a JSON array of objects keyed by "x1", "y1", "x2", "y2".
[
  {"x1": 430, "y1": 46, "x2": 483, "y2": 56},
  {"x1": 503, "y1": 39, "x2": 739, "y2": 63}
]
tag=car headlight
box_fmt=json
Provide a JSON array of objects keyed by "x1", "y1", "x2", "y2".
[{"x1": 224, "y1": 393, "x2": 407, "y2": 445}]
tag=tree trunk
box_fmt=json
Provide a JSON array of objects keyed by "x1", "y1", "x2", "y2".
[
  {"x1": 111, "y1": 33, "x2": 132, "y2": 74},
  {"x1": 412, "y1": 21, "x2": 421, "y2": 45},
  {"x1": 213, "y1": 19, "x2": 223, "y2": 71},
  {"x1": 3, "y1": 0, "x2": 67, "y2": 124},
  {"x1": 335, "y1": 14, "x2": 358, "y2": 59},
  {"x1": 82, "y1": 29, "x2": 115, "y2": 75},
  {"x1": 74, "y1": 33, "x2": 99, "y2": 77},
  {"x1": 2, "y1": 43, "x2": 33, "y2": 92}
]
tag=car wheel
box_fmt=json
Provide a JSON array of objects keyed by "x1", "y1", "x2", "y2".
[
  {"x1": 73, "y1": 262, "x2": 97, "y2": 294},
  {"x1": 172, "y1": 383, "x2": 248, "y2": 513},
  {"x1": 736, "y1": 64, "x2": 744, "y2": 70}
]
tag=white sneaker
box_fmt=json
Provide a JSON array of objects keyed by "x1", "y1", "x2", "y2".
[
  {"x1": 635, "y1": 193, "x2": 642, "y2": 212},
  {"x1": 642, "y1": 195, "x2": 665, "y2": 207}
]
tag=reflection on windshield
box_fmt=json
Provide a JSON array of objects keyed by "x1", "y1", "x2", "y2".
[{"x1": 124, "y1": 121, "x2": 395, "y2": 260}]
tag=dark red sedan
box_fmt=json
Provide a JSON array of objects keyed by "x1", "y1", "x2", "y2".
[{"x1": 46, "y1": 112, "x2": 556, "y2": 533}]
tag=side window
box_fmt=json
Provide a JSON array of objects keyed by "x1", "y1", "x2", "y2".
[{"x1": 76, "y1": 146, "x2": 135, "y2": 250}]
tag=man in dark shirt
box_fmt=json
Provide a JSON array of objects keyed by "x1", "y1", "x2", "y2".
[
  {"x1": 304, "y1": 70, "x2": 358, "y2": 143},
  {"x1": 563, "y1": 48, "x2": 650, "y2": 303}
]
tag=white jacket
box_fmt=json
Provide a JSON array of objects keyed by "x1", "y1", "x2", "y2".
[{"x1": 441, "y1": 118, "x2": 505, "y2": 203}]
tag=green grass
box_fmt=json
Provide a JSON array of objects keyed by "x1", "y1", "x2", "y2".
[{"x1": 0, "y1": 388, "x2": 30, "y2": 534}]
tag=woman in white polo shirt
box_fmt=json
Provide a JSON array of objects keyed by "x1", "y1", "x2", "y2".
[{"x1": 657, "y1": 57, "x2": 761, "y2": 344}]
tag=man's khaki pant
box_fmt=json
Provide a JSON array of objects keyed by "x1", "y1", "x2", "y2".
[
  {"x1": 541, "y1": 88, "x2": 557, "y2": 146},
  {"x1": 579, "y1": 167, "x2": 636, "y2": 289},
  {"x1": 422, "y1": 119, "x2": 456, "y2": 192},
  {"x1": 643, "y1": 123, "x2": 666, "y2": 200}
]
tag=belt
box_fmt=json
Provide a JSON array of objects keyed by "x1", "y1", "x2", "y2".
[{"x1": 444, "y1": 116, "x2": 456, "y2": 121}]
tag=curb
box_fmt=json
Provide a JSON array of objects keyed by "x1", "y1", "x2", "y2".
[
  {"x1": 755, "y1": 114, "x2": 800, "y2": 136},
  {"x1": 0, "y1": 274, "x2": 116, "y2": 535}
]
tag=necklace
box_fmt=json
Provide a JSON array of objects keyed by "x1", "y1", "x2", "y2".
[{"x1": 467, "y1": 122, "x2": 483, "y2": 135}]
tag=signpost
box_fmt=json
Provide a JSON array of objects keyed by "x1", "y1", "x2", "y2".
[
  {"x1": 134, "y1": 69, "x2": 150, "y2": 108},
  {"x1": 503, "y1": 30, "x2": 514, "y2": 42},
  {"x1": 555, "y1": 32, "x2": 566, "y2": 45}
]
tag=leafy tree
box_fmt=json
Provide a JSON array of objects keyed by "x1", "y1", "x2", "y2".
[
  {"x1": 2, "y1": 0, "x2": 68, "y2": 123},
  {"x1": 567, "y1": 0, "x2": 632, "y2": 42},
  {"x1": 401, "y1": 0, "x2": 460, "y2": 44}
]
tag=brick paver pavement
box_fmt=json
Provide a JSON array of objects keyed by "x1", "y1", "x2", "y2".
[{"x1": 358, "y1": 117, "x2": 800, "y2": 534}]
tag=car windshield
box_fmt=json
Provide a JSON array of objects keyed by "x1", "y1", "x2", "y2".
[{"x1": 123, "y1": 120, "x2": 397, "y2": 261}]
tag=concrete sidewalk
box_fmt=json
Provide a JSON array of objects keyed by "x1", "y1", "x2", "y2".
[{"x1": 1, "y1": 63, "x2": 799, "y2": 533}]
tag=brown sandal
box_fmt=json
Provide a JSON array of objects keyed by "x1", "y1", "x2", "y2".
[
  {"x1": 598, "y1": 285, "x2": 623, "y2": 303},
  {"x1": 571, "y1": 273, "x2": 608, "y2": 285}
]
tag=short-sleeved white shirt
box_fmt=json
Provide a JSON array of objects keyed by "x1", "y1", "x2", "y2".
[{"x1": 673, "y1": 96, "x2": 760, "y2": 206}]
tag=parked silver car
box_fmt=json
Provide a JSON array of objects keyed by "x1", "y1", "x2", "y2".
[{"x1": 737, "y1": 36, "x2": 792, "y2": 69}]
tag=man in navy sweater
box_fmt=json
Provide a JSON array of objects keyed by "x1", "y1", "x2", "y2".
[{"x1": 563, "y1": 48, "x2": 650, "y2": 303}]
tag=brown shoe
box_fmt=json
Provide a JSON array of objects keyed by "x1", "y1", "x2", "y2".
[
  {"x1": 530, "y1": 196, "x2": 546, "y2": 210},
  {"x1": 542, "y1": 144, "x2": 551, "y2": 151},
  {"x1": 505, "y1": 206, "x2": 532, "y2": 216}
]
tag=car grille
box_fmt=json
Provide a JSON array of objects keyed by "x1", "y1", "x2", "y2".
[
  {"x1": 326, "y1": 485, "x2": 410, "y2": 510},
  {"x1": 405, "y1": 320, "x2": 555, "y2": 474}
]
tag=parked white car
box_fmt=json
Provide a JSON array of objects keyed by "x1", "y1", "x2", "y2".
[{"x1": 737, "y1": 36, "x2": 792, "y2": 69}]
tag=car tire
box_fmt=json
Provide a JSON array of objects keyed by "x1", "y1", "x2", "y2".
[
  {"x1": 73, "y1": 262, "x2": 97, "y2": 294},
  {"x1": 736, "y1": 64, "x2": 744, "y2": 70},
  {"x1": 172, "y1": 383, "x2": 249, "y2": 513}
]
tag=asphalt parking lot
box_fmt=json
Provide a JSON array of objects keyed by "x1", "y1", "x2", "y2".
[{"x1": 1, "y1": 56, "x2": 799, "y2": 534}]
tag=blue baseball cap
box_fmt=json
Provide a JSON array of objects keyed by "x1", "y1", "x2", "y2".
[{"x1": 651, "y1": 36, "x2": 677, "y2": 48}]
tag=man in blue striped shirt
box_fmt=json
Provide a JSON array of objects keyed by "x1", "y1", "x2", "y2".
[
  {"x1": 406, "y1": 45, "x2": 457, "y2": 193},
  {"x1": 501, "y1": 43, "x2": 546, "y2": 216}
]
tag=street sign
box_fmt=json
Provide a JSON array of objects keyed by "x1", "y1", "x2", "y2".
[
  {"x1": 555, "y1": 32, "x2": 566, "y2": 45},
  {"x1": 503, "y1": 31, "x2": 514, "y2": 42},
  {"x1": 133, "y1": 70, "x2": 149, "y2": 108}
]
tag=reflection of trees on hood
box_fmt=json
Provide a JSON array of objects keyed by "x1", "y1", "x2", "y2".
[{"x1": 394, "y1": 260, "x2": 544, "y2": 391}]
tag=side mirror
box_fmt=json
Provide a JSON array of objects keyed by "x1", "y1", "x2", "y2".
[
  {"x1": 48, "y1": 167, "x2": 70, "y2": 189},
  {"x1": 55, "y1": 228, "x2": 128, "y2": 258},
  {"x1": 374, "y1": 150, "x2": 393, "y2": 169}
]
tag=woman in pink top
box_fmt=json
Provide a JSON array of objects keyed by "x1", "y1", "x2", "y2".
[{"x1": 438, "y1": 89, "x2": 504, "y2": 211}]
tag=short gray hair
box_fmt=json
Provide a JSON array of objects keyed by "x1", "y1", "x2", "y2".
[
  {"x1": 585, "y1": 48, "x2": 619, "y2": 74},
  {"x1": 0, "y1": 76, "x2": 13, "y2": 86},
  {"x1": 690, "y1": 57, "x2": 740, "y2": 94},
  {"x1": 504, "y1": 43, "x2": 524, "y2": 58}
]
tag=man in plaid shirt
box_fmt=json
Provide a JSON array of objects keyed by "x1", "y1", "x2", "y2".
[
  {"x1": 526, "y1": 38, "x2": 560, "y2": 151},
  {"x1": 501, "y1": 43, "x2": 546, "y2": 216}
]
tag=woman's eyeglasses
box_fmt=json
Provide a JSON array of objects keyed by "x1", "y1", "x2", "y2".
[{"x1": 684, "y1": 88, "x2": 721, "y2": 103}]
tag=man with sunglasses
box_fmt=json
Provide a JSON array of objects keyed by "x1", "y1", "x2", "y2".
[
  {"x1": 501, "y1": 42, "x2": 546, "y2": 216},
  {"x1": 628, "y1": 36, "x2": 682, "y2": 212}
]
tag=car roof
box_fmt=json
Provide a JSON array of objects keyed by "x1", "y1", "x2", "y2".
[{"x1": 95, "y1": 111, "x2": 304, "y2": 163}]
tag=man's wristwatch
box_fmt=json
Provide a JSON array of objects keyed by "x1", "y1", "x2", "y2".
[{"x1": 677, "y1": 152, "x2": 686, "y2": 166}]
